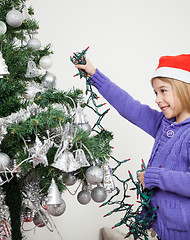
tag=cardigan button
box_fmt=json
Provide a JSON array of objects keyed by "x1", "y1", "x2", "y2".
[{"x1": 166, "y1": 130, "x2": 174, "y2": 137}]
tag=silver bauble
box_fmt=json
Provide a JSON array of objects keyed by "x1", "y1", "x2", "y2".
[
  {"x1": 39, "y1": 56, "x2": 53, "y2": 69},
  {"x1": 65, "y1": 174, "x2": 77, "y2": 186},
  {"x1": 41, "y1": 71, "x2": 56, "y2": 88},
  {"x1": 0, "y1": 152, "x2": 10, "y2": 171},
  {"x1": 27, "y1": 38, "x2": 42, "y2": 50},
  {"x1": 85, "y1": 166, "x2": 103, "y2": 185},
  {"x1": 33, "y1": 211, "x2": 48, "y2": 228},
  {"x1": 47, "y1": 200, "x2": 66, "y2": 217},
  {"x1": 77, "y1": 190, "x2": 91, "y2": 205},
  {"x1": 0, "y1": 21, "x2": 7, "y2": 35},
  {"x1": 91, "y1": 186, "x2": 107, "y2": 203},
  {"x1": 6, "y1": 9, "x2": 23, "y2": 28}
]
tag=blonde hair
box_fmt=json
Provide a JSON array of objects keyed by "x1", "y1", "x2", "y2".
[{"x1": 153, "y1": 77, "x2": 190, "y2": 113}]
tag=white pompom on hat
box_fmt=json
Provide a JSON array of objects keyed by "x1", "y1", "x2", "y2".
[{"x1": 152, "y1": 54, "x2": 190, "y2": 83}]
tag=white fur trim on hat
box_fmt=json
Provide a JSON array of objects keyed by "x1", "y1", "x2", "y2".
[{"x1": 152, "y1": 67, "x2": 190, "y2": 83}]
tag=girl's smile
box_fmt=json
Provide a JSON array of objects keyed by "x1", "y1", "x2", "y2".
[{"x1": 160, "y1": 105, "x2": 169, "y2": 112}]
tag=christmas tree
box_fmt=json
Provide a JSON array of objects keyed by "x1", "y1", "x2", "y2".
[{"x1": 0, "y1": 1, "x2": 114, "y2": 239}]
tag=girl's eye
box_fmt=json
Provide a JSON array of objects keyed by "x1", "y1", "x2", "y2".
[{"x1": 161, "y1": 89, "x2": 166, "y2": 93}]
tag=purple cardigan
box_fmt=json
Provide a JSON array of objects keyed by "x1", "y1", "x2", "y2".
[{"x1": 91, "y1": 69, "x2": 190, "y2": 240}]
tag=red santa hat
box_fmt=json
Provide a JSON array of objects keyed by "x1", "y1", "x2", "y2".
[{"x1": 152, "y1": 54, "x2": 190, "y2": 83}]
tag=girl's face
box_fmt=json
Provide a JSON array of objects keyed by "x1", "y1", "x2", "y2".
[{"x1": 152, "y1": 78, "x2": 190, "y2": 123}]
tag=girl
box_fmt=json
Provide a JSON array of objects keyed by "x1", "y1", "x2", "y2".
[{"x1": 76, "y1": 54, "x2": 190, "y2": 240}]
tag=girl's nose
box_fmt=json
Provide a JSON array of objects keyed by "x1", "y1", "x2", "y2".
[{"x1": 155, "y1": 94, "x2": 163, "y2": 104}]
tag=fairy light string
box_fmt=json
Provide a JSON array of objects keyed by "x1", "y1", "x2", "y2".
[
  {"x1": 102, "y1": 158, "x2": 157, "y2": 240},
  {"x1": 71, "y1": 48, "x2": 156, "y2": 240},
  {"x1": 70, "y1": 47, "x2": 110, "y2": 132}
]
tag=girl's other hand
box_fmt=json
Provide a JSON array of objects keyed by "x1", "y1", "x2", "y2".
[
  {"x1": 75, "y1": 59, "x2": 96, "y2": 77},
  {"x1": 138, "y1": 171, "x2": 145, "y2": 188}
]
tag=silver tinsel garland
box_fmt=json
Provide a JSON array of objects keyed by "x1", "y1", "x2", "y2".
[
  {"x1": 0, "y1": 102, "x2": 69, "y2": 145},
  {"x1": 0, "y1": 103, "x2": 47, "y2": 144}
]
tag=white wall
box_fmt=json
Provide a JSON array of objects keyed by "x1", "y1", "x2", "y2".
[{"x1": 25, "y1": 0, "x2": 190, "y2": 239}]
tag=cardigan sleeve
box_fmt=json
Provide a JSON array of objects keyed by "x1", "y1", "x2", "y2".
[
  {"x1": 144, "y1": 167, "x2": 190, "y2": 198},
  {"x1": 91, "y1": 69, "x2": 163, "y2": 138}
]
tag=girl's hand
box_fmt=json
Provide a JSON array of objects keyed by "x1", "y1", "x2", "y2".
[
  {"x1": 75, "y1": 59, "x2": 96, "y2": 77},
  {"x1": 138, "y1": 171, "x2": 145, "y2": 188}
]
